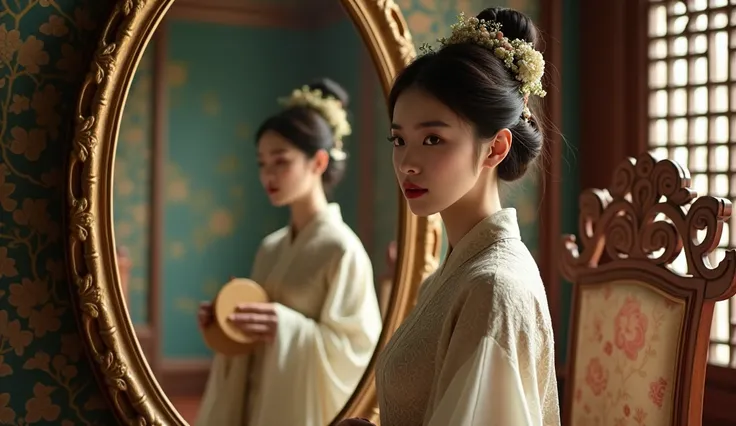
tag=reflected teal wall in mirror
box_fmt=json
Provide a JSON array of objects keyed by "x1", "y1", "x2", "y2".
[
  {"x1": 114, "y1": 50, "x2": 153, "y2": 325},
  {"x1": 114, "y1": 15, "x2": 391, "y2": 358}
]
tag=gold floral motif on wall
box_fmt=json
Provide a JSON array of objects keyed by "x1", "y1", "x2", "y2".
[
  {"x1": 0, "y1": 0, "x2": 117, "y2": 423},
  {"x1": 167, "y1": 59, "x2": 187, "y2": 108},
  {"x1": 164, "y1": 161, "x2": 245, "y2": 252}
]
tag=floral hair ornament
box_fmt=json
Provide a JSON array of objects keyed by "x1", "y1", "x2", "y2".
[
  {"x1": 278, "y1": 86, "x2": 351, "y2": 161},
  {"x1": 419, "y1": 13, "x2": 547, "y2": 122}
]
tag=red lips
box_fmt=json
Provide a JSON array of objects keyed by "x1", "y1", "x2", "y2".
[{"x1": 402, "y1": 181, "x2": 428, "y2": 199}]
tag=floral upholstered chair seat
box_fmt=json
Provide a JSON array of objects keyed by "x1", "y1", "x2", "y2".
[{"x1": 570, "y1": 280, "x2": 685, "y2": 426}]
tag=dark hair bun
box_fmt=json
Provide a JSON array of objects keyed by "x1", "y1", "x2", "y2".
[
  {"x1": 474, "y1": 8, "x2": 543, "y2": 182},
  {"x1": 308, "y1": 78, "x2": 350, "y2": 108},
  {"x1": 497, "y1": 117, "x2": 543, "y2": 182},
  {"x1": 475, "y1": 7, "x2": 539, "y2": 47}
]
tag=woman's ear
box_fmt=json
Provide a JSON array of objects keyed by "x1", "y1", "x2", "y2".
[
  {"x1": 312, "y1": 149, "x2": 330, "y2": 175},
  {"x1": 480, "y1": 128, "x2": 512, "y2": 169}
]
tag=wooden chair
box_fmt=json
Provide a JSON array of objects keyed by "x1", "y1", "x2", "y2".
[{"x1": 560, "y1": 152, "x2": 736, "y2": 426}]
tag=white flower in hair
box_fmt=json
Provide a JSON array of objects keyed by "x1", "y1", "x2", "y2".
[
  {"x1": 420, "y1": 13, "x2": 547, "y2": 99},
  {"x1": 279, "y1": 86, "x2": 351, "y2": 161}
]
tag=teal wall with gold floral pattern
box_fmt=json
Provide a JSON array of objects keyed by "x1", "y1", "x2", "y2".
[
  {"x1": 2, "y1": 0, "x2": 580, "y2": 421},
  {"x1": 0, "y1": 0, "x2": 119, "y2": 423}
]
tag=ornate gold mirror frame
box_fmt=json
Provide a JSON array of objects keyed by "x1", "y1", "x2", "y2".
[{"x1": 66, "y1": 0, "x2": 442, "y2": 424}]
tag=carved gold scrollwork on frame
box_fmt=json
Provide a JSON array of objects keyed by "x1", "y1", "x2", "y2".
[
  {"x1": 561, "y1": 152, "x2": 736, "y2": 300},
  {"x1": 67, "y1": 0, "x2": 437, "y2": 425}
]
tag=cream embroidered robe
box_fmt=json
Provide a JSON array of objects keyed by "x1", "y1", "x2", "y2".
[
  {"x1": 376, "y1": 209, "x2": 560, "y2": 426},
  {"x1": 195, "y1": 204, "x2": 382, "y2": 426}
]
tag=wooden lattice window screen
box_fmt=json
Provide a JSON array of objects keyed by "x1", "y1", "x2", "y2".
[{"x1": 647, "y1": 0, "x2": 736, "y2": 368}]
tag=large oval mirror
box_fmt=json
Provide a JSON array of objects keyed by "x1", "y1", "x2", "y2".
[{"x1": 67, "y1": 0, "x2": 442, "y2": 425}]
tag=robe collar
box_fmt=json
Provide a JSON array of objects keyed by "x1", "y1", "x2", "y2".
[
  {"x1": 286, "y1": 202, "x2": 342, "y2": 245},
  {"x1": 263, "y1": 203, "x2": 343, "y2": 289},
  {"x1": 438, "y1": 208, "x2": 521, "y2": 280}
]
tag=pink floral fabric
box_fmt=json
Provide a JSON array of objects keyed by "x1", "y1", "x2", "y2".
[{"x1": 570, "y1": 280, "x2": 685, "y2": 426}]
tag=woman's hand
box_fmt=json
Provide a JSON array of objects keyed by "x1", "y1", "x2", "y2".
[
  {"x1": 198, "y1": 276, "x2": 237, "y2": 329},
  {"x1": 197, "y1": 301, "x2": 214, "y2": 328},
  {"x1": 228, "y1": 303, "x2": 279, "y2": 341},
  {"x1": 335, "y1": 418, "x2": 376, "y2": 426}
]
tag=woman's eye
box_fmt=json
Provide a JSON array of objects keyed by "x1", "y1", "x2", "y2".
[
  {"x1": 387, "y1": 136, "x2": 404, "y2": 147},
  {"x1": 424, "y1": 135, "x2": 442, "y2": 145}
]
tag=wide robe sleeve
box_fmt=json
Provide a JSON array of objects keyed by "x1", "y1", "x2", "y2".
[
  {"x1": 248, "y1": 242, "x2": 382, "y2": 425},
  {"x1": 193, "y1": 243, "x2": 271, "y2": 426},
  {"x1": 423, "y1": 279, "x2": 558, "y2": 426}
]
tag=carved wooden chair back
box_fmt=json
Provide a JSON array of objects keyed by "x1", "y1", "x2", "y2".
[{"x1": 560, "y1": 152, "x2": 736, "y2": 426}]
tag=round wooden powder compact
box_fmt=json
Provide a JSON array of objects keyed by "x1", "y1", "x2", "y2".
[{"x1": 201, "y1": 278, "x2": 269, "y2": 356}]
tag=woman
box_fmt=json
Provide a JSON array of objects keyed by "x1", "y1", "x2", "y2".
[
  {"x1": 195, "y1": 79, "x2": 383, "y2": 426},
  {"x1": 341, "y1": 8, "x2": 560, "y2": 426}
]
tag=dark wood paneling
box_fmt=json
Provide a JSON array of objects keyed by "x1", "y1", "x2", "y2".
[
  {"x1": 538, "y1": 0, "x2": 564, "y2": 340},
  {"x1": 578, "y1": 0, "x2": 648, "y2": 190},
  {"x1": 168, "y1": 0, "x2": 345, "y2": 28}
]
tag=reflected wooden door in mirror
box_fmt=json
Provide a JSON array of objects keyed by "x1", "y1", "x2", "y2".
[{"x1": 66, "y1": 0, "x2": 443, "y2": 425}]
